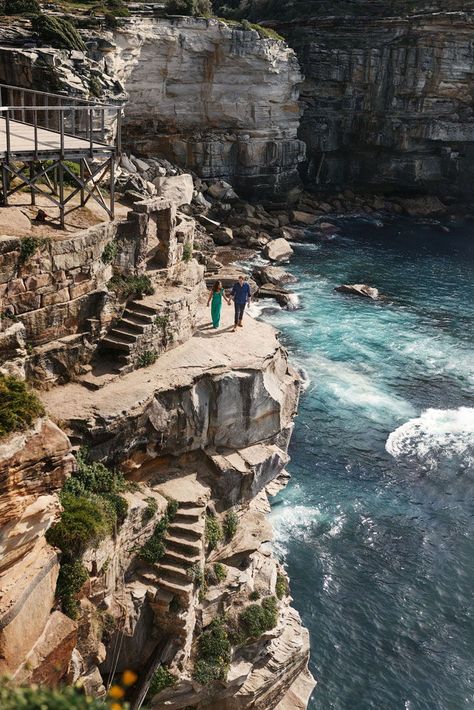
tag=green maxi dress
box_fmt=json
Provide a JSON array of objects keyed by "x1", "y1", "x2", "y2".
[{"x1": 211, "y1": 289, "x2": 224, "y2": 328}]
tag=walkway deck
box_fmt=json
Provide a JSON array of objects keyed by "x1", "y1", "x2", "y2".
[{"x1": 0, "y1": 116, "x2": 113, "y2": 160}]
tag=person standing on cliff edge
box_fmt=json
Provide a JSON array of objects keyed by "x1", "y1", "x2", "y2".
[
  {"x1": 207, "y1": 280, "x2": 230, "y2": 329},
  {"x1": 229, "y1": 275, "x2": 251, "y2": 332}
]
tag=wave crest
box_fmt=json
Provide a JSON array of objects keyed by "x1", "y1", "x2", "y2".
[{"x1": 386, "y1": 407, "x2": 474, "y2": 471}]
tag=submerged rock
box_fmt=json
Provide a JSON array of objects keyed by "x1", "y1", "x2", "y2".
[{"x1": 335, "y1": 283, "x2": 381, "y2": 300}]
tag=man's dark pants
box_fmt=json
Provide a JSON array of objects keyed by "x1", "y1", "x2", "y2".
[{"x1": 234, "y1": 302, "x2": 246, "y2": 324}]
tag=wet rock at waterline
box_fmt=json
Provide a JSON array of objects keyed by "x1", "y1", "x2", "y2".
[{"x1": 335, "y1": 284, "x2": 381, "y2": 300}]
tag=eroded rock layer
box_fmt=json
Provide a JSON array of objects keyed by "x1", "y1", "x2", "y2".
[
  {"x1": 108, "y1": 17, "x2": 305, "y2": 201},
  {"x1": 281, "y1": 11, "x2": 474, "y2": 201}
]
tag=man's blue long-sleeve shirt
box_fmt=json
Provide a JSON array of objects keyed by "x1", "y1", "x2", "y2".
[{"x1": 231, "y1": 282, "x2": 251, "y2": 304}]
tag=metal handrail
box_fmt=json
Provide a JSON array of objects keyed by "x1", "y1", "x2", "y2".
[
  {"x1": 0, "y1": 82, "x2": 118, "y2": 108},
  {"x1": 0, "y1": 103, "x2": 122, "y2": 159}
]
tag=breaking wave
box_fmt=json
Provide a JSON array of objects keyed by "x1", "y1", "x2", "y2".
[{"x1": 385, "y1": 407, "x2": 474, "y2": 472}]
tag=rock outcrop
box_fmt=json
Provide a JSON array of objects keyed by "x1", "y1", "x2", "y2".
[
  {"x1": 279, "y1": 11, "x2": 474, "y2": 202},
  {"x1": 108, "y1": 17, "x2": 305, "y2": 201},
  {"x1": 0, "y1": 419, "x2": 75, "y2": 682}
]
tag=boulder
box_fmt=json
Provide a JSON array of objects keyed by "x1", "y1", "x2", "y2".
[
  {"x1": 253, "y1": 265, "x2": 297, "y2": 287},
  {"x1": 290, "y1": 210, "x2": 317, "y2": 225},
  {"x1": 131, "y1": 156, "x2": 151, "y2": 173},
  {"x1": 207, "y1": 180, "x2": 239, "y2": 201},
  {"x1": 263, "y1": 238, "x2": 294, "y2": 262},
  {"x1": 335, "y1": 283, "x2": 380, "y2": 300},
  {"x1": 397, "y1": 195, "x2": 447, "y2": 216},
  {"x1": 152, "y1": 174, "x2": 194, "y2": 206},
  {"x1": 120, "y1": 154, "x2": 136, "y2": 173},
  {"x1": 212, "y1": 227, "x2": 234, "y2": 246},
  {"x1": 279, "y1": 226, "x2": 306, "y2": 241},
  {"x1": 194, "y1": 192, "x2": 212, "y2": 209}
]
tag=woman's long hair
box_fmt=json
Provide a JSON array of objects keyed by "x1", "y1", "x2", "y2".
[{"x1": 212, "y1": 281, "x2": 222, "y2": 293}]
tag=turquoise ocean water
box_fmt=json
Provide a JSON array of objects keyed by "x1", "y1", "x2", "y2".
[{"x1": 251, "y1": 217, "x2": 474, "y2": 710}]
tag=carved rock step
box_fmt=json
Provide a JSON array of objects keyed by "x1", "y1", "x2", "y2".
[
  {"x1": 122, "y1": 308, "x2": 154, "y2": 325},
  {"x1": 165, "y1": 536, "x2": 201, "y2": 557},
  {"x1": 167, "y1": 522, "x2": 202, "y2": 541},
  {"x1": 173, "y1": 508, "x2": 202, "y2": 523},
  {"x1": 154, "y1": 575, "x2": 193, "y2": 599},
  {"x1": 160, "y1": 551, "x2": 199, "y2": 567},
  {"x1": 100, "y1": 336, "x2": 133, "y2": 353},
  {"x1": 108, "y1": 328, "x2": 140, "y2": 343},
  {"x1": 158, "y1": 563, "x2": 191, "y2": 583}
]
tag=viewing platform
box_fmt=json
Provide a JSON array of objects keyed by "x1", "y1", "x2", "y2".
[{"x1": 0, "y1": 83, "x2": 122, "y2": 226}]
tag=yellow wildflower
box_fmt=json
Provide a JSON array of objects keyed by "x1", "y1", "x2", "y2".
[
  {"x1": 122, "y1": 670, "x2": 138, "y2": 686},
  {"x1": 108, "y1": 685, "x2": 125, "y2": 699}
]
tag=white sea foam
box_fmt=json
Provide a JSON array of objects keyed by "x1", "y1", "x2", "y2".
[
  {"x1": 313, "y1": 356, "x2": 416, "y2": 420},
  {"x1": 286, "y1": 293, "x2": 300, "y2": 310},
  {"x1": 269, "y1": 504, "x2": 322, "y2": 557},
  {"x1": 386, "y1": 407, "x2": 474, "y2": 471}
]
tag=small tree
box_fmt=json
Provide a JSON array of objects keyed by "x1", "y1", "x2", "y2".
[{"x1": 165, "y1": 0, "x2": 212, "y2": 16}]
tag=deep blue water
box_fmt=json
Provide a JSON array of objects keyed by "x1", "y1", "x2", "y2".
[{"x1": 254, "y1": 217, "x2": 474, "y2": 710}]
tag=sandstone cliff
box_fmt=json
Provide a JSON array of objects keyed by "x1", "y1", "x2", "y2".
[
  {"x1": 0, "y1": 177, "x2": 314, "y2": 708},
  {"x1": 108, "y1": 17, "x2": 304, "y2": 202},
  {"x1": 0, "y1": 16, "x2": 304, "y2": 202},
  {"x1": 277, "y1": 10, "x2": 474, "y2": 202}
]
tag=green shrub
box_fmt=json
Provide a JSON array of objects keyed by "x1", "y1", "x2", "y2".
[
  {"x1": 139, "y1": 507, "x2": 174, "y2": 564},
  {"x1": 0, "y1": 682, "x2": 106, "y2": 709},
  {"x1": 166, "y1": 0, "x2": 211, "y2": 16},
  {"x1": 276, "y1": 572, "x2": 289, "y2": 600},
  {"x1": 19, "y1": 236, "x2": 44, "y2": 264},
  {"x1": 61, "y1": 450, "x2": 129, "y2": 525},
  {"x1": 166, "y1": 498, "x2": 179, "y2": 519},
  {"x1": 55, "y1": 561, "x2": 89, "y2": 619},
  {"x1": 238, "y1": 596, "x2": 278, "y2": 640},
  {"x1": 189, "y1": 562, "x2": 204, "y2": 586},
  {"x1": 137, "y1": 350, "x2": 157, "y2": 368},
  {"x1": 108, "y1": 274, "x2": 155, "y2": 299},
  {"x1": 0, "y1": 374, "x2": 44, "y2": 439},
  {"x1": 148, "y1": 665, "x2": 177, "y2": 697},
  {"x1": 205, "y1": 514, "x2": 223, "y2": 550},
  {"x1": 193, "y1": 617, "x2": 231, "y2": 685},
  {"x1": 205, "y1": 562, "x2": 227, "y2": 586},
  {"x1": 182, "y1": 242, "x2": 193, "y2": 262},
  {"x1": 46, "y1": 494, "x2": 115, "y2": 558},
  {"x1": 5, "y1": 0, "x2": 40, "y2": 15},
  {"x1": 142, "y1": 496, "x2": 158, "y2": 523},
  {"x1": 240, "y1": 19, "x2": 283, "y2": 40},
  {"x1": 64, "y1": 449, "x2": 128, "y2": 497},
  {"x1": 105, "y1": 0, "x2": 129, "y2": 16},
  {"x1": 101, "y1": 240, "x2": 118, "y2": 264},
  {"x1": 249, "y1": 590, "x2": 260, "y2": 601},
  {"x1": 223, "y1": 510, "x2": 238, "y2": 539},
  {"x1": 31, "y1": 15, "x2": 87, "y2": 52}
]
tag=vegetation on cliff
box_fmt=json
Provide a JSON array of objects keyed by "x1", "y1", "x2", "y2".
[
  {"x1": 139, "y1": 499, "x2": 178, "y2": 563},
  {"x1": 0, "y1": 374, "x2": 44, "y2": 439},
  {"x1": 2, "y1": 0, "x2": 40, "y2": 15},
  {"x1": 238, "y1": 595, "x2": 279, "y2": 639},
  {"x1": 108, "y1": 274, "x2": 155, "y2": 300},
  {"x1": 0, "y1": 682, "x2": 107, "y2": 709},
  {"x1": 193, "y1": 616, "x2": 231, "y2": 685},
  {"x1": 31, "y1": 15, "x2": 86, "y2": 51},
  {"x1": 166, "y1": 0, "x2": 212, "y2": 16},
  {"x1": 46, "y1": 451, "x2": 130, "y2": 617}
]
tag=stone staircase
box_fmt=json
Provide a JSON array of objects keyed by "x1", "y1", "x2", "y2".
[
  {"x1": 99, "y1": 300, "x2": 159, "y2": 373},
  {"x1": 142, "y1": 501, "x2": 206, "y2": 639}
]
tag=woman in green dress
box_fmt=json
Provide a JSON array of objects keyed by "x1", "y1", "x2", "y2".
[{"x1": 207, "y1": 280, "x2": 229, "y2": 329}]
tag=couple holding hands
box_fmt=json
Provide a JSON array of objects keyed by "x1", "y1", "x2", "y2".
[{"x1": 207, "y1": 275, "x2": 251, "y2": 332}]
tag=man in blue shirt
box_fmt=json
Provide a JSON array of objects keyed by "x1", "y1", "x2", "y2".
[{"x1": 230, "y1": 275, "x2": 251, "y2": 331}]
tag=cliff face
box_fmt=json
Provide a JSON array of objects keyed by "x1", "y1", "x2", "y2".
[
  {"x1": 107, "y1": 17, "x2": 305, "y2": 201},
  {"x1": 0, "y1": 179, "x2": 314, "y2": 708},
  {"x1": 280, "y1": 11, "x2": 474, "y2": 201}
]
